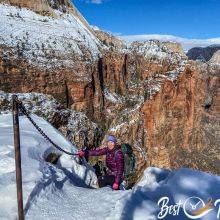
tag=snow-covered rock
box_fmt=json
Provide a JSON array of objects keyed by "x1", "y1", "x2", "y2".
[
  {"x1": 143, "y1": 64, "x2": 186, "y2": 100},
  {"x1": 130, "y1": 40, "x2": 187, "y2": 64},
  {"x1": 92, "y1": 27, "x2": 127, "y2": 51},
  {"x1": 0, "y1": 91, "x2": 64, "y2": 118},
  {"x1": 104, "y1": 88, "x2": 124, "y2": 104},
  {"x1": 0, "y1": 3, "x2": 101, "y2": 68},
  {"x1": 58, "y1": 109, "x2": 102, "y2": 148}
]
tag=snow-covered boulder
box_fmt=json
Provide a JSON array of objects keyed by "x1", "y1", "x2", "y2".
[{"x1": 120, "y1": 167, "x2": 220, "y2": 220}]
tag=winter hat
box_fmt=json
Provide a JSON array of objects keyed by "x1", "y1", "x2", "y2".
[{"x1": 107, "y1": 135, "x2": 117, "y2": 143}]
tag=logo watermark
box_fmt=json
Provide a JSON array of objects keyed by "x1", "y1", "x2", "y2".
[{"x1": 157, "y1": 196, "x2": 220, "y2": 219}]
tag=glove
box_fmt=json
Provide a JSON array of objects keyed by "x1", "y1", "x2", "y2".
[
  {"x1": 112, "y1": 182, "x2": 119, "y2": 190},
  {"x1": 78, "y1": 150, "x2": 85, "y2": 158}
]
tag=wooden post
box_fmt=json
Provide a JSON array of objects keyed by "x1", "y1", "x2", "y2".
[{"x1": 12, "y1": 95, "x2": 25, "y2": 220}]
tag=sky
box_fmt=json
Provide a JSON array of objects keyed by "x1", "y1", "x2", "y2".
[
  {"x1": 72, "y1": 0, "x2": 220, "y2": 38},
  {"x1": 72, "y1": 0, "x2": 220, "y2": 49}
]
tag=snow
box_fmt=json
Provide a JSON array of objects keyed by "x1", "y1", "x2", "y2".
[
  {"x1": 1, "y1": 114, "x2": 220, "y2": 220},
  {"x1": 0, "y1": 113, "x2": 97, "y2": 219},
  {"x1": 209, "y1": 50, "x2": 220, "y2": 66},
  {"x1": 0, "y1": 3, "x2": 101, "y2": 69},
  {"x1": 104, "y1": 88, "x2": 123, "y2": 104},
  {"x1": 121, "y1": 167, "x2": 220, "y2": 220},
  {"x1": 90, "y1": 25, "x2": 100, "y2": 31},
  {"x1": 109, "y1": 122, "x2": 126, "y2": 132},
  {"x1": 66, "y1": 110, "x2": 98, "y2": 134},
  {"x1": 109, "y1": 116, "x2": 139, "y2": 133}
]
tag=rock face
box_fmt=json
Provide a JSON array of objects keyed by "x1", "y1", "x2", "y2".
[
  {"x1": 93, "y1": 28, "x2": 126, "y2": 51},
  {"x1": 0, "y1": 1, "x2": 102, "y2": 120},
  {"x1": 142, "y1": 62, "x2": 220, "y2": 174},
  {"x1": 187, "y1": 45, "x2": 220, "y2": 62},
  {"x1": 0, "y1": 2, "x2": 101, "y2": 67},
  {"x1": 1, "y1": 0, "x2": 70, "y2": 13},
  {"x1": 0, "y1": 1, "x2": 219, "y2": 181}
]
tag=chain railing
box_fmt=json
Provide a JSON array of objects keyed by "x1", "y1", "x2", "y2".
[
  {"x1": 12, "y1": 95, "x2": 80, "y2": 220},
  {"x1": 13, "y1": 95, "x2": 78, "y2": 156}
]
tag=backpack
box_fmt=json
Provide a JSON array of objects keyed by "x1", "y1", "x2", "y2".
[{"x1": 115, "y1": 143, "x2": 136, "y2": 188}]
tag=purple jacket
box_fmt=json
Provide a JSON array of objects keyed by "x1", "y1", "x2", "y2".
[{"x1": 88, "y1": 146, "x2": 124, "y2": 184}]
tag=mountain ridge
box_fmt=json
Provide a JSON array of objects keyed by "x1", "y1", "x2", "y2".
[{"x1": 187, "y1": 45, "x2": 220, "y2": 62}]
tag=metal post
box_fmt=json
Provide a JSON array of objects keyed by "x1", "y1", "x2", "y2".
[{"x1": 12, "y1": 95, "x2": 24, "y2": 220}]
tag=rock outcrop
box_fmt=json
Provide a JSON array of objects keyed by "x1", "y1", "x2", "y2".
[
  {"x1": 93, "y1": 28, "x2": 126, "y2": 51},
  {"x1": 0, "y1": 91, "x2": 102, "y2": 148}
]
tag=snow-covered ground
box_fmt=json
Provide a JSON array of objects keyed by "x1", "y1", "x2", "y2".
[{"x1": 0, "y1": 113, "x2": 220, "y2": 220}]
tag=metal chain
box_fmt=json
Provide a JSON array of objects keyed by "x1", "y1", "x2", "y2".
[{"x1": 15, "y1": 98, "x2": 78, "y2": 156}]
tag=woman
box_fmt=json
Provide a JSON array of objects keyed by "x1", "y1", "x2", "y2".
[{"x1": 78, "y1": 135, "x2": 124, "y2": 190}]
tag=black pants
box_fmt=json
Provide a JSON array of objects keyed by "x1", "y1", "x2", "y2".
[{"x1": 98, "y1": 175, "x2": 115, "y2": 188}]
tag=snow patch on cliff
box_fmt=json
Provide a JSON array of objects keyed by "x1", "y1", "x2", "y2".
[
  {"x1": 104, "y1": 88, "x2": 123, "y2": 104},
  {"x1": 144, "y1": 62, "x2": 186, "y2": 100},
  {"x1": 209, "y1": 50, "x2": 220, "y2": 66}
]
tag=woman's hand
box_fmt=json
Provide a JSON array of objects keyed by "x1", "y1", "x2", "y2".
[
  {"x1": 78, "y1": 150, "x2": 85, "y2": 157},
  {"x1": 112, "y1": 182, "x2": 119, "y2": 190}
]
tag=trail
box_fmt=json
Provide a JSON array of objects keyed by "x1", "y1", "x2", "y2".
[
  {"x1": 26, "y1": 178, "x2": 129, "y2": 220},
  {"x1": 0, "y1": 114, "x2": 130, "y2": 220}
]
